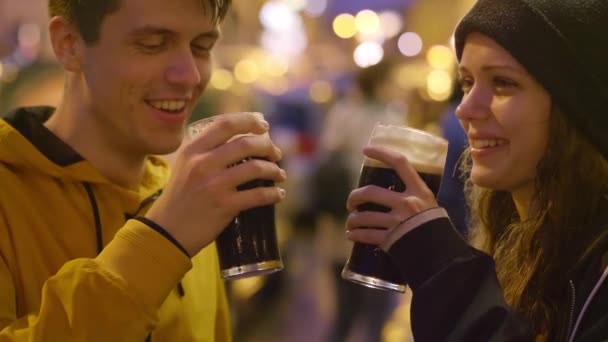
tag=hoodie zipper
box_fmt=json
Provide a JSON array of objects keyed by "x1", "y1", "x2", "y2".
[
  {"x1": 84, "y1": 184, "x2": 161, "y2": 342},
  {"x1": 566, "y1": 280, "x2": 576, "y2": 341},
  {"x1": 83, "y1": 183, "x2": 104, "y2": 254}
]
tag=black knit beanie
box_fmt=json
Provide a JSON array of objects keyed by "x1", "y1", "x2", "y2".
[{"x1": 455, "y1": 0, "x2": 608, "y2": 159}]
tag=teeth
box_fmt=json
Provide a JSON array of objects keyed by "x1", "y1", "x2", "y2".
[
  {"x1": 470, "y1": 139, "x2": 507, "y2": 149},
  {"x1": 149, "y1": 100, "x2": 186, "y2": 112}
]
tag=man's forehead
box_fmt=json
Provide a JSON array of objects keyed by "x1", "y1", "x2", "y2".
[{"x1": 107, "y1": 0, "x2": 218, "y2": 32}]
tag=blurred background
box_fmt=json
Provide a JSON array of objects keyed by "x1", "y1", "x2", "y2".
[{"x1": 0, "y1": 0, "x2": 474, "y2": 340}]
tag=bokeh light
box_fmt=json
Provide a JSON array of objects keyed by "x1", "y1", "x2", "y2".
[
  {"x1": 234, "y1": 60, "x2": 260, "y2": 84},
  {"x1": 262, "y1": 55, "x2": 289, "y2": 77},
  {"x1": 333, "y1": 13, "x2": 357, "y2": 39},
  {"x1": 304, "y1": 0, "x2": 327, "y2": 17},
  {"x1": 309, "y1": 80, "x2": 334, "y2": 103},
  {"x1": 427, "y1": 69, "x2": 453, "y2": 101},
  {"x1": 355, "y1": 10, "x2": 380, "y2": 35},
  {"x1": 210, "y1": 69, "x2": 233, "y2": 90},
  {"x1": 398, "y1": 32, "x2": 423, "y2": 57},
  {"x1": 379, "y1": 11, "x2": 404, "y2": 39},
  {"x1": 281, "y1": 0, "x2": 306, "y2": 11},
  {"x1": 426, "y1": 45, "x2": 456, "y2": 70},
  {"x1": 353, "y1": 41, "x2": 384, "y2": 68},
  {"x1": 261, "y1": 28, "x2": 308, "y2": 57},
  {"x1": 259, "y1": 1, "x2": 301, "y2": 32}
]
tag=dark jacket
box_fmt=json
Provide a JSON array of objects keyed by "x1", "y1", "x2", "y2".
[{"x1": 386, "y1": 207, "x2": 608, "y2": 341}]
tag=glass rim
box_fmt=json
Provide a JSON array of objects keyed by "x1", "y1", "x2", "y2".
[{"x1": 373, "y1": 123, "x2": 448, "y2": 147}]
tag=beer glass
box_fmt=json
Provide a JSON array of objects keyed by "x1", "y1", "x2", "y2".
[
  {"x1": 342, "y1": 123, "x2": 448, "y2": 292},
  {"x1": 188, "y1": 113, "x2": 283, "y2": 280}
]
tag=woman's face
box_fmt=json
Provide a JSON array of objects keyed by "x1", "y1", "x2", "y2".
[{"x1": 456, "y1": 32, "x2": 551, "y2": 194}]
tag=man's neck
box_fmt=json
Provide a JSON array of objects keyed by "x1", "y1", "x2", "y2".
[{"x1": 45, "y1": 95, "x2": 146, "y2": 189}]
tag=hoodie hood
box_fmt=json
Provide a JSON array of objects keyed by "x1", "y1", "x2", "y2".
[{"x1": 0, "y1": 106, "x2": 169, "y2": 199}]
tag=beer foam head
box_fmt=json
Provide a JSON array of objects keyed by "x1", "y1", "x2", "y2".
[
  {"x1": 188, "y1": 112, "x2": 268, "y2": 140},
  {"x1": 365, "y1": 124, "x2": 448, "y2": 175}
]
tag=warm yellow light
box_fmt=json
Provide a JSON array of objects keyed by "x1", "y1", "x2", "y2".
[
  {"x1": 427, "y1": 69, "x2": 453, "y2": 101},
  {"x1": 309, "y1": 80, "x2": 333, "y2": 103},
  {"x1": 426, "y1": 45, "x2": 456, "y2": 70},
  {"x1": 281, "y1": 0, "x2": 306, "y2": 11},
  {"x1": 210, "y1": 69, "x2": 233, "y2": 90},
  {"x1": 355, "y1": 10, "x2": 380, "y2": 35},
  {"x1": 333, "y1": 13, "x2": 357, "y2": 39},
  {"x1": 262, "y1": 55, "x2": 289, "y2": 77},
  {"x1": 234, "y1": 60, "x2": 260, "y2": 84},
  {"x1": 258, "y1": 77, "x2": 289, "y2": 95},
  {"x1": 0, "y1": 62, "x2": 3, "y2": 79}
]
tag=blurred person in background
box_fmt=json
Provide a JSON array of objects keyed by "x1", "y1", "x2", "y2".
[
  {"x1": 0, "y1": 0, "x2": 287, "y2": 341},
  {"x1": 314, "y1": 60, "x2": 404, "y2": 342},
  {"x1": 344, "y1": 0, "x2": 608, "y2": 340},
  {"x1": 0, "y1": 61, "x2": 64, "y2": 113}
]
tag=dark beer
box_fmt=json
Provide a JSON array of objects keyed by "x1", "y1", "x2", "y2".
[
  {"x1": 344, "y1": 165, "x2": 443, "y2": 290},
  {"x1": 342, "y1": 124, "x2": 448, "y2": 292},
  {"x1": 216, "y1": 174, "x2": 283, "y2": 279},
  {"x1": 189, "y1": 115, "x2": 284, "y2": 280}
]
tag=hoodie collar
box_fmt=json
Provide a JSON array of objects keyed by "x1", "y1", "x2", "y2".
[
  {"x1": 0, "y1": 106, "x2": 170, "y2": 194},
  {"x1": 3, "y1": 106, "x2": 84, "y2": 166}
]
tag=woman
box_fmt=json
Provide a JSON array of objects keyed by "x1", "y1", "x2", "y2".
[{"x1": 345, "y1": 0, "x2": 608, "y2": 341}]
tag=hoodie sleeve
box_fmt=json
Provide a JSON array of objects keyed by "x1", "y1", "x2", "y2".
[
  {"x1": 0, "y1": 219, "x2": 192, "y2": 342},
  {"x1": 382, "y1": 208, "x2": 534, "y2": 342}
]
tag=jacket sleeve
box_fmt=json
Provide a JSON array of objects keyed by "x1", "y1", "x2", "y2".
[
  {"x1": 384, "y1": 208, "x2": 534, "y2": 342},
  {"x1": 0, "y1": 219, "x2": 192, "y2": 342}
]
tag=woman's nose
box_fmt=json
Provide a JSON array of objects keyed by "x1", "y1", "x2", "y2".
[{"x1": 455, "y1": 86, "x2": 491, "y2": 121}]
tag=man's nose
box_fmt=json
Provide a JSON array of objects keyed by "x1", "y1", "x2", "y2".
[{"x1": 165, "y1": 49, "x2": 203, "y2": 87}]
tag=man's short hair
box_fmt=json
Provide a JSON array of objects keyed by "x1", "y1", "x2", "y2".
[{"x1": 48, "y1": 0, "x2": 232, "y2": 44}]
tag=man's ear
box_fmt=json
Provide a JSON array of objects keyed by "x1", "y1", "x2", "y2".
[{"x1": 48, "y1": 16, "x2": 85, "y2": 72}]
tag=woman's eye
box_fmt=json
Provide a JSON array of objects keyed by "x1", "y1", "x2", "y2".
[
  {"x1": 493, "y1": 77, "x2": 518, "y2": 90},
  {"x1": 458, "y1": 77, "x2": 473, "y2": 93}
]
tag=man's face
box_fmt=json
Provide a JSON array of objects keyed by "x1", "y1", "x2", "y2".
[{"x1": 79, "y1": 0, "x2": 219, "y2": 156}]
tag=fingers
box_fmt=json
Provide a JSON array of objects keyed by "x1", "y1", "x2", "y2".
[
  {"x1": 228, "y1": 185, "x2": 286, "y2": 212},
  {"x1": 346, "y1": 228, "x2": 388, "y2": 245},
  {"x1": 362, "y1": 145, "x2": 430, "y2": 196},
  {"x1": 218, "y1": 158, "x2": 287, "y2": 188},
  {"x1": 346, "y1": 210, "x2": 402, "y2": 231},
  {"x1": 347, "y1": 185, "x2": 403, "y2": 212},
  {"x1": 213, "y1": 134, "x2": 283, "y2": 165},
  {"x1": 187, "y1": 112, "x2": 270, "y2": 152}
]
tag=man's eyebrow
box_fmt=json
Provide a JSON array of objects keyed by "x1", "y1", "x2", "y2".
[
  {"x1": 129, "y1": 25, "x2": 176, "y2": 37},
  {"x1": 195, "y1": 29, "x2": 221, "y2": 40},
  {"x1": 128, "y1": 25, "x2": 221, "y2": 40}
]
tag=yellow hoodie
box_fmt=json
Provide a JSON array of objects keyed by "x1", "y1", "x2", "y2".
[{"x1": 0, "y1": 107, "x2": 231, "y2": 341}]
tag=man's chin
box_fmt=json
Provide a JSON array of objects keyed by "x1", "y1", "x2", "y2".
[{"x1": 148, "y1": 137, "x2": 183, "y2": 156}]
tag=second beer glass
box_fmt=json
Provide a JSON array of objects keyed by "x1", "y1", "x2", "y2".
[
  {"x1": 189, "y1": 113, "x2": 284, "y2": 280},
  {"x1": 342, "y1": 123, "x2": 448, "y2": 292}
]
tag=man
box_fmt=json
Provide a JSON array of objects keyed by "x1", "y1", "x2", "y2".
[{"x1": 0, "y1": 0, "x2": 286, "y2": 340}]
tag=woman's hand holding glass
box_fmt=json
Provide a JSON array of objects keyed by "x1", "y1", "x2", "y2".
[{"x1": 345, "y1": 145, "x2": 439, "y2": 249}]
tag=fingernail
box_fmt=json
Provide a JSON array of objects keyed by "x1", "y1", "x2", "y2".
[
  {"x1": 278, "y1": 188, "x2": 286, "y2": 198},
  {"x1": 260, "y1": 120, "x2": 270, "y2": 130},
  {"x1": 280, "y1": 169, "x2": 287, "y2": 178}
]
